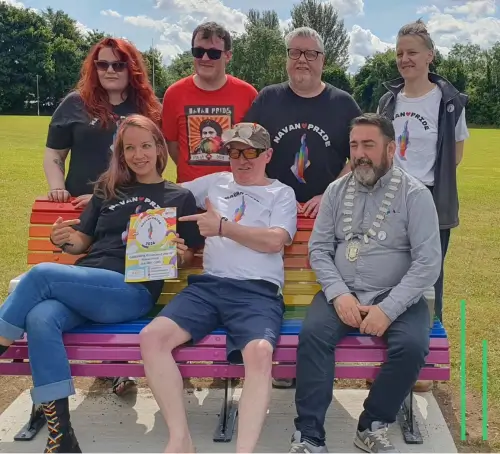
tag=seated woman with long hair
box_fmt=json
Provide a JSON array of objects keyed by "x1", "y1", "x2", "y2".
[{"x1": 0, "y1": 114, "x2": 204, "y2": 453}]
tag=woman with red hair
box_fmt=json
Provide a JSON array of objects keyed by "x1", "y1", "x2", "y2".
[
  {"x1": 1, "y1": 115, "x2": 203, "y2": 452},
  {"x1": 43, "y1": 37, "x2": 161, "y2": 208},
  {"x1": 42, "y1": 37, "x2": 162, "y2": 395}
]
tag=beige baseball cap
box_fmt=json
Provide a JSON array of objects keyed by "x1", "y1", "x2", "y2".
[{"x1": 221, "y1": 122, "x2": 271, "y2": 149}]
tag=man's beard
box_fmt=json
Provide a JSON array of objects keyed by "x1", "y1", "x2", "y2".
[{"x1": 351, "y1": 153, "x2": 390, "y2": 187}]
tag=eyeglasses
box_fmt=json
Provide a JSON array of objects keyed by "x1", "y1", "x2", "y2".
[
  {"x1": 94, "y1": 60, "x2": 128, "y2": 72},
  {"x1": 221, "y1": 124, "x2": 257, "y2": 143},
  {"x1": 226, "y1": 147, "x2": 267, "y2": 160},
  {"x1": 287, "y1": 48, "x2": 323, "y2": 61},
  {"x1": 191, "y1": 47, "x2": 224, "y2": 60}
]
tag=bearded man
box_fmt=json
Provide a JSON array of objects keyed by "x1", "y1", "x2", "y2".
[{"x1": 288, "y1": 113, "x2": 442, "y2": 454}]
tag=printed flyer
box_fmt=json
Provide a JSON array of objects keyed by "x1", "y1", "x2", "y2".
[{"x1": 124, "y1": 207, "x2": 178, "y2": 282}]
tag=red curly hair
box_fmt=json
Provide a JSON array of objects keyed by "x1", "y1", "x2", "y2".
[{"x1": 76, "y1": 38, "x2": 161, "y2": 128}]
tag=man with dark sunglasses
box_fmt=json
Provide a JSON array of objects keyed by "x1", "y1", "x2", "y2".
[
  {"x1": 140, "y1": 122, "x2": 297, "y2": 453},
  {"x1": 244, "y1": 27, "x2": 362, "y2": 219},
  {"x1": 161, "y1": 21, "x2": 258, "y2": 184}
]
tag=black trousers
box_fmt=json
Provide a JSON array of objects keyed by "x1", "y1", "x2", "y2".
[
  {"x1": 425, "y1": 184, "x2": 451, "y2": 323},
  {"x1": 293, "y1": 291, "x2": 430, "y2": 446}
]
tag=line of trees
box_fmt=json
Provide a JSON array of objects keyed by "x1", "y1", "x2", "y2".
[{"x1": 1, "y1": 1, "x2": 499, "y2": 126}]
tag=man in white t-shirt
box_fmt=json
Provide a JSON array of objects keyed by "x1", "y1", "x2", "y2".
[{"x1": 139, "y1": 122, "x2": 297, "y2": 453}]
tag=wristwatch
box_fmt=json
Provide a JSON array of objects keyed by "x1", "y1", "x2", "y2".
[{"x1": 218, "y1": 216, "x2": 228, "y2": 236}]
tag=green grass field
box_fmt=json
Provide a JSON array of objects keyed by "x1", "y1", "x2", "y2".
[{"x1": 0, "y1": 116, "x2": 499, "y2": 448}]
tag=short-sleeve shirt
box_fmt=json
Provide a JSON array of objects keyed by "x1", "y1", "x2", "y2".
[
  {"x1": 46, "y1": 91, "x2": 138, "y2": 196},
  {"x1": 73, "y1": 181, "x2": 204, "y2": 302},
  {"x1": 181, "y1": 172, "x2": 297, "y2": 289},
  {"x1": 243, "y1": 82, "x2": 362, "y2": 203},
  {"x1": 391, "y1": 85, "x2": 469, "y2": 186},
  {"x1": 162, "y1": 75, "x2": 258, "y2": 184}
]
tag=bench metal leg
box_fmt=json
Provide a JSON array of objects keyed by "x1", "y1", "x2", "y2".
[
  {"x1": 14, "y1": 403, "x2": 46, "y2": 441},
  {"x1": 213, "y1": 378, "x2": 238, "y2": 442},
  {"x1": 397, "y1": 390, "x2": 423, "y2": 444}
]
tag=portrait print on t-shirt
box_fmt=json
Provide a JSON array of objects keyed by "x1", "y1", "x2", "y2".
[{"x1": 185, "y1": 105, "x2": 232, "y2": 166}]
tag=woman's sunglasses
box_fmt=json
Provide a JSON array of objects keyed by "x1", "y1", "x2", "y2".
[
  {"x1": 226, "y1": 147, "x2": 267, "y2": 160},
  {"x1": 94, "y1": 60, "x2": 128, "y2": 72},
  {"x1": 191, "y1": 47, "x2": 224, "y2": 60}
]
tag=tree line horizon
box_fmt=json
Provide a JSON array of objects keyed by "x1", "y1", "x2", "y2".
[{"x1": 1, "y1": 0, "x2": 499, "y2": 127}]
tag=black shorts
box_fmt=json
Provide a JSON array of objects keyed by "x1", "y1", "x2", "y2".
[{"x1": 158, "y1": 274, "x2": 285, "y2": 364}]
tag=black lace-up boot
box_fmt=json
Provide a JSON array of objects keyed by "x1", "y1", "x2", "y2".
[{"x1": 41, "y1": 398, "x2": 82, "y2": 453}]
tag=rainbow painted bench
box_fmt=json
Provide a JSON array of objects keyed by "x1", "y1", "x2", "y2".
[{"x1": 0, "y1": 198, "x2": 450, "y2": 444}]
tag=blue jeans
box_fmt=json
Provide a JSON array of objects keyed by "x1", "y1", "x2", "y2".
[{"x1": 0, "y1": 263, "x2": 154, "y2": 404}]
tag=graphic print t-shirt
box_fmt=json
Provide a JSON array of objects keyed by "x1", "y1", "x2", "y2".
[
  {"x1": 46, "y1": 91, "x2": 138, "y2": 196},
  {"x1": 181, "y1": 172, "x2": 297, "y2": 289},
  {"x1": 73, "y1": 181, "x2": 204, "y2": 302},
  {"x1": 392, "y1": 86, "x2": 469, "y2": 186},
  {"x1": 162, "y1": 75, "x2": 258, "y2": 183},
  {"x1": 244, "y1": 82, "x2": 362, "y2": 203}
]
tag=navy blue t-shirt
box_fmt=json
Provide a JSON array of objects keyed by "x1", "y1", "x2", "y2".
[
  {"x1": 73, "y1": 181, "x2": 204, "y2": 302},
  {"x1": 244, "y1": 82, "x2": 362, "y2": 202}
]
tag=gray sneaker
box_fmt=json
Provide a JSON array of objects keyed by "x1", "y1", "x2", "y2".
[
  {"x1": 353, "y1": 421, "x2": 398, "y2": 453},
  {"x1": 289, "y1": 430, "x2": 328, "y2": 453}
]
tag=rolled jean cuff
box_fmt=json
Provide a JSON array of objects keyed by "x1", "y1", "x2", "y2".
[
  {"x1": 0, "y1": 317, "x2": 24, "y2": 341},
  {"x1": 31, "y1": 379, "x2": 75, "y2": 405}
]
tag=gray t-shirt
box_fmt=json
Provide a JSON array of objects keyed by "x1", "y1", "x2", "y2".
[
  {"x1": 46, "y1": 91, "x2": 137, "y2": 196},
  {"x1": 308, "y1": 165, "x2": 442, "y2": 322}
]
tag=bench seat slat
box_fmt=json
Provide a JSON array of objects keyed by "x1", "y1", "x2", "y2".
[
  {"x1": 11, "y1": 332, "x2": 449, "y2": 350},
  {"x1": 28, "y1": 253, "x2": 311, "y2": 269},
  {"x1": 28, "y1": 239, "x2": 310, "y2": 256},
  {"x1": 30, "y1": 206, "x2": 315, "y2": 232},
  {"x1": 2, "y1": 345, "x2": 450, "y2": 364},
  {"x1": 58, "y1": 318, "x2": 448, "y2": 338},
  {"x1": 0, "y1": 362, "x2": 450, "y2": 381}
]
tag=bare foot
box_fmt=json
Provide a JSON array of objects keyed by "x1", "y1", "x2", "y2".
[{"x1": 165, "y1": 437, "x2": 195, "y2": 453}]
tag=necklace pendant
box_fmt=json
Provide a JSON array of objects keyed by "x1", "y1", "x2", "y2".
[{"x1": 346, "y1": 239, "x2": 361, "y2": 262}]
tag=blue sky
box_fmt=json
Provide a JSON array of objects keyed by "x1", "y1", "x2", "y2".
[{"x1": 5, "y1": 0, "x2": 500, "y2": 72}]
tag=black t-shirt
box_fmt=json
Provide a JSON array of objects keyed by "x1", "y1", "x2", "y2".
[
  {"x1": 244, "y1": 82, "x2": 362, "y2": 202},
  {"x1": 73, "y1": 181, "x2": 204, "y2": 302},
  {"x1": 46, "y1": 91, "x2": 138, "y2": 197}
]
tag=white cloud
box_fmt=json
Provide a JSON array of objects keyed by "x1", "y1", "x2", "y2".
[
  {"x1": 75, "y1": 21, "x2": 91, "y2": 36},
  {"x1": 443, "y1": 0, "x2": 496, "y2": 18},
  {"x1": 423, "y1": 2, "x2": 500, "y2": 51},
  {"x1": 124, "y1": 15, "x2": 167, "y2": 31},
  {"x1": 348, "y1": 25, "x2": 393, "y2": 73},
  {"x1": 1, "y1": 0, "x2": 24, "y2": 7},
  {"x1": 416, "y1": 5, "x2": 441, "y2": 14},
  {"x1": 328, "y1": 0, "x2": 364, "y2": 16},
  {"x1": 154, "y1": 0, "x2": 247, "y2": 35},
  {"x1": 100, "y1": 9, "x2": 122, "y2": 18}
]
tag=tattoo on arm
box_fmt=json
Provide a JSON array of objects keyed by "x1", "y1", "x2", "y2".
[{"x1": 53, "y1": 158, "x2": 65, "y2": 174}]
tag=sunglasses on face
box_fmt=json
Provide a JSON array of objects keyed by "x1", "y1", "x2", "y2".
[
  {"x1": 191, "y1": 47, "x2": 224, "y2": 60},
  {"x1": 227, "y1": 147, "x2": 267, "y2": 160},
  {"x1": 287, "y1": 48, "x2": 323, "y2": 61},
  {"x1": 94, "y1": 60, "x2": 128, "y2": 72}
]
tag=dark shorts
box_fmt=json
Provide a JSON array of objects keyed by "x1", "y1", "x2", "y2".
[{"x1": 158, "y1": 274, "x2": 285, "y2": 364}]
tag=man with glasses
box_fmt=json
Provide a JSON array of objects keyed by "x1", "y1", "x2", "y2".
[
  {"x1": 161, "y1": 21, "x2": 258, "y2": 184},
  {"x1": 139, "y1": 122, "x2": 297, "y2": 453},
  {"x1": 244, "y1": 25, "x2": 363, "y2": 389},
  {"x1": 244, "y1": 26, "x2": 362, "y2": 219}
]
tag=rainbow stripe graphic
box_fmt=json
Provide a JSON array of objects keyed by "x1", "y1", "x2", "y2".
[
  {"x1": 398, "y1": 120, "x2": 410, "y2": 160},
  {"x1": 233, "y1": 195, "x2": 246, "y2": 222},
  {"x1": 291, "y1": 133, "x2": 311, "y2": 183}
]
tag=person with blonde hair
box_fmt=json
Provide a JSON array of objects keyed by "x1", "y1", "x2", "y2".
[
  {"x1": 378, "y1": 19, "x2": 469, "y2": 328},
  {"x1": 0, "y1": 115, "x2": 203, "y2": 453}
]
